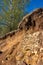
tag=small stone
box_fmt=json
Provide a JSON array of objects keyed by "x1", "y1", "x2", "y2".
[
  {"x1": 40, "y1": 48, "x2": 43, "y2": 52},
  {"x1": 2, "y1": 60, "x2": 4, "y2": 63}
]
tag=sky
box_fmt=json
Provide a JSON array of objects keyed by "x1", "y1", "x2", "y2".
[{"x1": 25, "y1": 0, "x2": 43, "y2": 13}]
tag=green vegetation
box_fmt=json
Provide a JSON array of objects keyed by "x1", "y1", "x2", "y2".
[{"x1": 0, "y1": 0, "x2": 30, "y2": 37}]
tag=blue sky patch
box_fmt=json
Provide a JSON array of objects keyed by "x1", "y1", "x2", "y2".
[{"x1": 25, "y1": 0, "x2": 43, "y2": 13}]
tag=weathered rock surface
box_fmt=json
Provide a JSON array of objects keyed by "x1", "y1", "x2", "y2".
[{"x1": 0, "y1": 8, "x2": 43, "y2": 65}]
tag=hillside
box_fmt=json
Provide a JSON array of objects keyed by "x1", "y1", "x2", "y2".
[{"x1": 0, "y1": 8, "x2": 43, "y2": 65}]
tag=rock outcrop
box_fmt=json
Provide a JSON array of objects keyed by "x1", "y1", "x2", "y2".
[{"x1": 0, "y1": 8, "x2": 43, "y2": 65}]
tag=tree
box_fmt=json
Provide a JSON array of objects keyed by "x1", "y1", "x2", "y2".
[{"x1": 0, "y1": 0, "x2": 30, "y2": 37}]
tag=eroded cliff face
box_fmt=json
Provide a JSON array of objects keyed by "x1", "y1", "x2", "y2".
[{"x1": 0, "y1": 8, "x2": 43, "y2": 65}]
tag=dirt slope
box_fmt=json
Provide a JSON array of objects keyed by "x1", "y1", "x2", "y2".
[{"x1": 0, "y1": 8, "x2": 43, "y2": 65}]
